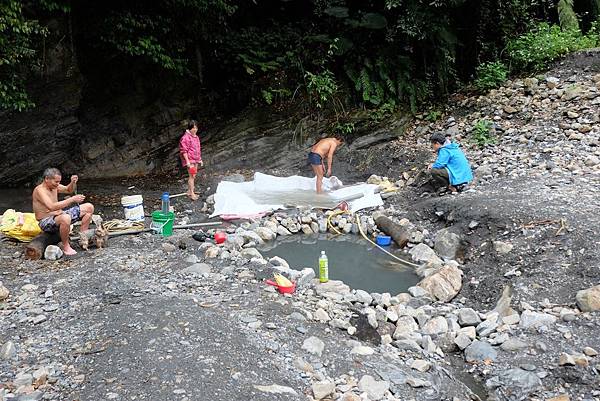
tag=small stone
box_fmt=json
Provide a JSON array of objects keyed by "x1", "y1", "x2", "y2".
[
  {"x1": 558, "y1": 352, "x2": 575, "y2": 366},
  {"x1": 393, "y1": 316, "x2": 418, "y2": 339},
  {"x1": 1, "y1": 341, "x2": 17, "y2": 360},
  {"x1": 32, "y1": 315, "x2": 47, "y2": 324},
  {"x1": 406, "y1": 377, "x2": 431, "y2": 388},
  {"x1": 519, "y1": 310, "x2": 557, "y2": 329},
  {"x1": 255, "y1": 227, "x2": 276, "y2": 241},
  {"x1": 464, "y1": 340, "x2": 497, "y2": 363},
  {"x1": 358, "y1": 375, "x2": 390, "y2": 400},
  {"x1": 408, "y1": 286, "x2": 428, "y2": 297},
  {"x1": 0, "y1": 282, "x2": 9, "y2": 300},
  {"x1": 459, "y1": 326, "x2": 477, "y2": 340},
  {"x1": 573, "y1": 353, "x2": 589, "y2": 367},
  {"x1": 268, "y1": 256, "x2": 289, "y2": 268},
  {"x1": 468, "y1": 221, "x2": 479, "y2": 229},
  {"x1": 454, "y1": 334, "x2": 472, "y2": 350},
  {"x1": 583, "y1": 347, "x2": 598, "y2": 357},
  {"x1": 351, "y1": 345, "x2": 375, "y2": 356},
  {"x1": 315, "y1": 308, "x2": 330, "y2": 322},
  {"x1": 276, "y1": 226, "x2": 291, "y2": 236},
  {"x1": 355, "y1": 289, "x2": 372, "y2": 304},
  {"x1": 162, "y1": 243, "x2": 177, "y2": 253},
  {"x1": 341, "y1": 394, "x2": 361, "y2": 401},
  {"x1": 576, "y1": 285, "x2": 600, "y2": 312},
  {"x1": 421, "y1": 316, "x2": 448, "y2": 335},
  {"x1": 458, "y1": 308, "x2": 481, "y2": 326},
  {"x1": 253, "y1": 384, "x2": 298, "y2": 395},
  {"x1": 566, "y1": 110, "x2": 579, "y2": 119},
  {"x1": 546, "y1": 395, "x2": 570, "y2": 401},
  {"x1": 411, "y1": 359, "x2": 431, "y2": 372},
  {"x1": 312, "y1": 381, "x2": 335, "y2": 400},
  {"x1": 302, "y1": 336, "x2": 325, "y2": 356},
  {"x1": 493, "y1": 241, "x2": 513, "y2": 254},
  {"x1": 502, "y1": 313, "x2": 520, "y2": 325},
  {"x1": 182, "y1": 263, "x2": 212, "y2": 275},
  {"x1": 500, "y1": 338, "x2": 528, "y2": 352},
  {"x1": 240, "y1": 248, "x2": 262, "y2": 260}
]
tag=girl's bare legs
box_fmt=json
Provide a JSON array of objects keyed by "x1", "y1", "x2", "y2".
[{"x1": 187, "y1": 164, "x2": 199, "y2": 200}]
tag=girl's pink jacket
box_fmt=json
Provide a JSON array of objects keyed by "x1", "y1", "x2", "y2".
[{"x1": 179, "y1": 130, "x2": 202, "y2": 166}]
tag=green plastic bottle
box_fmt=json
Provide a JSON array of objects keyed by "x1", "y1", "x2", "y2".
[{"x1": 319, "y1": 250, "x2": 329, "y2": 283}]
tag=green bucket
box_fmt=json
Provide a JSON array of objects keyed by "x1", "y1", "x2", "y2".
[{"x1": 151, "y1": 211, "x2": 175, "y2": 236}]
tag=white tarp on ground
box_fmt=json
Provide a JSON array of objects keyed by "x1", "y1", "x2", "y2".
[{"x1": 211, "y1": 172, "x2": 383, "y2": 218}]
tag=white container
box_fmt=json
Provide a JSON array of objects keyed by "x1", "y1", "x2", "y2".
[{"x1": 121, "y1": 195, "x2": 145, "y2": 221}]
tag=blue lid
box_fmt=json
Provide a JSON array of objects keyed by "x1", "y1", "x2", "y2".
[{"x1": 161, "y1": 192, "x2": 170, "y2": 200}]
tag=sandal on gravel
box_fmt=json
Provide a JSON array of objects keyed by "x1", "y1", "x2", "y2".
[{"x1": 192, "y1": 231, "x2": 208, "y2": 242}]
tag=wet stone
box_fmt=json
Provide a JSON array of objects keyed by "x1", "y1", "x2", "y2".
[{"x1": 465, "y1": 340, "x2": 497, "y2": 363}]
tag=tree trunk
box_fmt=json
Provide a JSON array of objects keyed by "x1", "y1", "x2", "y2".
[
  {"x1": 374, "y1": 215, "x2": 409, "y2": 248},
  {"x1": 25, "y1": 232, "x2": 61, "y2": 260}
]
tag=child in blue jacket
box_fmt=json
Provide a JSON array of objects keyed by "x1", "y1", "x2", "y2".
[{"x1": 428, "y1": 133, "x2": 473, "y2": 192}]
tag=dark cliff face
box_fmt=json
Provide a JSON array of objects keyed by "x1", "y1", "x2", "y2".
[{"x1": 0, "y1": 69, "x2": 195, "y2": 186}]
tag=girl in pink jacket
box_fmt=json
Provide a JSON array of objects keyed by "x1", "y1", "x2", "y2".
[{"x1": 179, "y1": 120, "x2": 203, "y2": 200}]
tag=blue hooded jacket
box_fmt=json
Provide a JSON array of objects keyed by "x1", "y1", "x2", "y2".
[{"x1": 432, "y1": 143, "x2": 473, "y2": 185}]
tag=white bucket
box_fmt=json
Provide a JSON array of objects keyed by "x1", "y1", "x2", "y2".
[{"x1": 121, "y1": 195, "x2": 145, "y2": 221}]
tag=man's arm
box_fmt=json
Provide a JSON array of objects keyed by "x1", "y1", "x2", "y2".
[
  {"x1": 431, "y1": 149, "x2": 450, "y2": 169},
  {"x1": 58, "y1": 175, "x2": 78, "y2": 194},
  {"x1": 35, "y1": 189, "x2": 79, "y2": 212},
  {"x1": 326, "y1": 143, "x2": 338, "y2": 176}
]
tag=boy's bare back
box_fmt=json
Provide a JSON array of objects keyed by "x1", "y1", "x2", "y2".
[{"x1": 311, "y1": 138, "x2": 338, "y2": 157}]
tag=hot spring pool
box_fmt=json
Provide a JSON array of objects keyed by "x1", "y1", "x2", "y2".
[{"x1": 259, "y1": 234, "x2": 420, "y2": 294}]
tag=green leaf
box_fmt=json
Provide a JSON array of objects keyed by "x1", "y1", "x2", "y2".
[
  {"x1": 324, "y1": 6, "x2": 349, "y2": 18},
  {"x1": 360, "y1": 13, "x2": 387, "y2": 29}
]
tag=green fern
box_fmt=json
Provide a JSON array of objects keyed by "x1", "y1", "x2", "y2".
[{"x1": 558, "y1": 0, "x2": 579, "y2": 31}]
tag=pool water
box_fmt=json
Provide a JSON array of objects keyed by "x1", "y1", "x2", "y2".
[{"x1": 259, "y1": 234, "x2": 420, "y2": 294}]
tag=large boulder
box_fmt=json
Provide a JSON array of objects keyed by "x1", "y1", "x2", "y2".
[
  {"x1": 576, "y1": 285, "x2": 600, "y2": 312},
  {"x1": 434, "y1": 229, "x2": 461, "y2": 260},
  {"x1": 418, "y1": 265, "x2": 463, "y2": 302},
  {"x1": 409, "y1": 243, "x2": 443, "y2": 266}
]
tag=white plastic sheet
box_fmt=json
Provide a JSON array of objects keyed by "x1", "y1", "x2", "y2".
[{"x1": 211, "y1": 172, "x2": 383, "y2": 218}]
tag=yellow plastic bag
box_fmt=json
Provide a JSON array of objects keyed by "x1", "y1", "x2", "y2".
[{"x1": 0, "y1": 209, "x2": 42, "y2": 242}]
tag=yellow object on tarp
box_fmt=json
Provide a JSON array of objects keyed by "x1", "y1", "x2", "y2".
[{"x1": 0, "y1": 209, "x2": 42, "y2": 242}]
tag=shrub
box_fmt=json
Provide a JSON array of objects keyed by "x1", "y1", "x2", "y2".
[
  {"x1": 474, "y1": 61, "x2": 508, "y2": 92},
  {"x1": 471, "y1": 119, "x2": 495, "y2": 147},
  {"x1": 507, "y1": 23, "x2": 599, "y2": 72},
  {"x1": 424, "y1": 109, "x2": 442, "y2": 122},
  {"x1": 335, "y1": 121, "x2": 355, "y2": 135},
  {"x1": 305, "y1": 69, "x2": 338, "y2": 109},
  {"x1": 368, "y1": 101, "x2": 396, "y2": 123}
]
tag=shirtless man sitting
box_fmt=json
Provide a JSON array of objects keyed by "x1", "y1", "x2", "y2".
[
  {"x1": 307, "y1": 135, "x2": 344, "y2": 194},
  {"x1": 32, "y1": 168, "x2": 94, "y2": 255}
]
